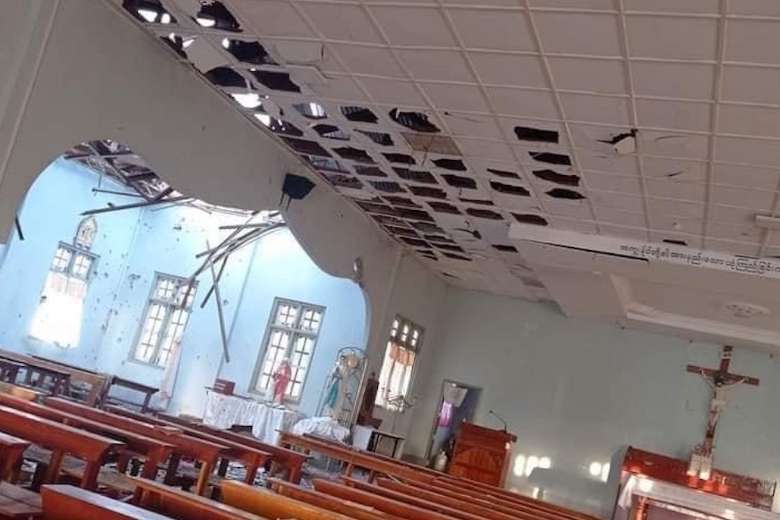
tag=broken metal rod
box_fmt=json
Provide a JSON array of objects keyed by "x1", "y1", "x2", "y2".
[
  {"x1": 81, "y1": 196, "x2": 191, "y2": 216},
  {"x1": 91, "y1": 188, "x2": 144, "y2": 198},
  {"x1": 14, "y1": 217, "x2": 24, "y2": 241},
  {"x1": 218, "y1": 223, "x2": 276, "y2": 230},
  {"x1": 207, "y1": 244, "x2": 230, "y2": 364},
  {"x1": 200, "y1": 256, "x2": 228, "y2": 309}
]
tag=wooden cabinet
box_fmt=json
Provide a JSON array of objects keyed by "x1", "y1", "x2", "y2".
[{"x1": 448, "y1": 422, "x2": 516, "y2": 487}]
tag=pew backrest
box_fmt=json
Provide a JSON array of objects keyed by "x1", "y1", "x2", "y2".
[
  {"x1": 132, "y1": 478, "x2": 264, "y2": 520},
  {"x1": 42, "y1": 485, "x2": 174, "y2": 520}
]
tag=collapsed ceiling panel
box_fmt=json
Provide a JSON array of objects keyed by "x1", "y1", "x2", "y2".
[{"x1": 120, "y1": 0, "x2": 780, "y2": 301}]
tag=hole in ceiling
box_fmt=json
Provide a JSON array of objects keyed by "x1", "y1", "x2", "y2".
[
  {"x1": 313, "y1": 125, "x2": 350, "y2": 141},
  {"x1": 354, "y1": 166, "x2": 386, "y2": 177},
  {"x1": 428, "y1": 201, "x2": 461, "y2": 214},
  {"x1": 443, "y1": 253, "x2": 471, "y2": 262},
  {"x1": 161, "y1": 34, "x2": 187, "y2": 58},
  {"x1": 433, "y1": 243, "x2": 465, "y2": 253},
  {"x1": 341, "y1": 106, "x2": 378, "y2": 124},
  {"x1": 432, "y1": 158, "x2": 467, "y2": 171},
  {"x1": 195, "y1": 1, "x2": 241, "y2": 32},
  {"x1": 529, "y1": 151, "x2": 572, "y2": 166},
  {"x1": 466, "y1": 208, "x2": 503, "y2": 220},
  {"x1": 357, "y1": 130, "x2": 394, "y2": 146},
  {"x1": 410, "y1": 221, "x2": 443, "y2": 233},
  {"x1": 383, "y1": 196, "x2": 420, "y2": 208},
  {"x1": 393, "y1": 168, "x2": 437, "y2": 184},
  {"x1": 367, "y1": 212, "x2": 404, "y2": 224},
  {"x1": 400, "y1": 237, "x2": 430, "y2": 248},
  {"x1": 547, "y1": 188, "x2": 585, "y2": 200},
  {"x1": 370, "y1": 181, "x2": 405, "y2": 193},
  {"x1": 491, "y1": 181, "x2": 530, "y2": 196},
  {"x1": 294, "y1": 102, "x2": 327, "y2": 119},
  {"x1": 269, "y1": 121, "x2": 303, "y2": 137},
  {"x1": 403, "y1": 133, "x2": 460, "y2": 155},
  {"x1": 460, "y1": 198, "x2": 494, "y2": 206},
  {"x1": 398, "y1": 208, "x2": 435, "y2": 222},
  {"x1": 663, "y1": 239, "x2": 688, "y2": 246},
  {"x1": 493, "y1": 244, "x2": 518, "y2": 253},
  {"x1": 224, "y1": 40, "x2": 276, "y2": 65},
  {"x1": 251, "y1": 70, "x2": 301, "y2": 93},
  {"x1": 514, "y1": 126, "x2": 559, "y2": 144},
  {"x1": 513, "y1": 213, "x2": 548, "y2": 226},
  {"x1": 383, "y1": 153, "x2": 416, "y2": 165},
  {"x1": 205, "y1": 67, "x2": 249, "y2": 88},
  {"x1": 282, "y1": 137, "x2": 331, "y2": 157},
  {"x1": 389, "y1": 109, "x2": 440, "y2": 133},
  {"x1": 442, "y1": 272, "x2": 460, "y2": 279},
  {"x1": 419, "y1": 252, "x2": 438, "y2": 261},
  {"x1": 324, "y1": 173, "x2": 362, "y2": 190},
  {"x1": 442, "y1": 174, "x2": 477, "y2": 189},
  {"x1": 333, "y1": 147, "x2": 374, "y2": 163},
  {"x1": 302, "y1": 155, "x2": 345, "y2": 172},
  {"x1": 425, "y1": 235, "x2": 456, "y2": 244},
  {"x1": 598, "y1": 129, "x2": 638, "y2": 155},
  {"x1": 532, "y1": 169, "x2": 580, "y2": 187},
  {"x1": 408, "y1": 186, "x2": 448, "y2": 199},
  {"x1": 385, "y1": 226, "x2": 419, "y2": 238},
  {"x1": 487, "y1": 168, "x2": 520, "y2": 179},
  {"x1": 124, "y1": 0, "x2": 176, "y2": 24}
]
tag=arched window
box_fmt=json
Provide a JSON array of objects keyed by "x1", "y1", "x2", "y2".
[{"x1": 74, "y1": 216, "x2": 97, "y2": 250}]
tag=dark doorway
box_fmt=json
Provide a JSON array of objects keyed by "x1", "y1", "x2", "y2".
[{"x1": 425, "y1": 379, "x2": 482, "y2": 462}]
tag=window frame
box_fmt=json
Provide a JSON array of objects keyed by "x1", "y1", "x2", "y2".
[
  {"x1": 249, "y1": 297, "x2": 326, "y2": 404},
  {"x1": 375, "y1": 314, "x2": 424, "y2": 411},
  {"x1": 52, "y1": 242, "x2": 98, "y2": 280},
  {"x1": 130, "y1": 272, "x2": 196, "y2": 368}
]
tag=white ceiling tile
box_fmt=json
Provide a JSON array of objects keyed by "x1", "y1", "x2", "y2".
[
  {"x1": 651, "y1": 213, "x2": 704, "y2": 236},
  {"x1": 568, "y1": 123, "x2": 632, "y2": 154},
  {"x1": 549, "y1": 217, "x2": 598, "y2": 234},
  {"x1": 457, "y1": 138, "x2": 515, "y2": 161},
  {"x1": 423, "y1": 83, "x2": 490, "y2": 113},
  {"x1": 712, "y1": 163, "x2": 780, "y2": 191},
  {"x1": 548, "y1": 57, "x2": 627, "y2": 95},
  {"x1": 729, "y1": 0, "x2": 780, "y2": 16},
  {"x1": 705, "y1": 239, "x2": 760, "y2": 256},
  {"x1": 310, "y1": 76, "x2": 370, "y2": 102},
  {"x1": 577, "y1": 150, "x2": 639, "y2": 175},
  {"x1": 719, "y1": 104, "x2": 780, "y2": 139},
  {"x1": 231, "y1": 0, "x2": 314, "y2": 38},
  {"x1": 470, "y1": 53, "x2": 547, "y2": 88},
  {"x1": 707, "y1": 221, "x2": 764, "y2": 243},
  {"x1": 534, "y1": 13, "x2": 622, "y2": 56},
  {"x1": 642, "y1": 132, "x2": 710, "y2": 160},
  {"x1": 560, "y1": 93, "x2": 630, "y2": 125},
  {"x1": 623, "y1": 0, "x2": 719, "y2": 14},
  {"x1": 529, "y1": 0, "x2": 615, "y2": 8},
  {"x1": 599, "y1": 224, "x2": 648, "y2": 241},
  {"x1": 627, "y1": 16, "x2": 718, "y2": 61},
  {"x1": 299, "y1": 3, "x2": 382, "y2": 43},
  {"x1": 632, "y1": 62, "x2": 715, "y2": 100},
  {"x1": 583, "y1": 171, "x2": 641, "y2": 194},
  {"x1": 544, "y1": 200, "x2": 594, "y2": 220},
  {"x1": 647, "y1": 198, "x2": 704, "y2": 219},
  {"x1": 443, "y1": 113, "x2": 504, "y2": 140},
  {"x1": 721, "y1": 66, "x2": 780, "y2": 105},
  {"x1": 649, "y1": 232, "x2": 702, "y2": 249},
  {"x1": 357, "y1": 77, "x2": 427, "y2": 106},
  {"x1": 593, "y1": 206, "x2": 646, "y2": 227},
  {"x1": 710, "y1": 185, "x2": 775, "y2": 211},
  {"x1": 709, "y1": 204, "x2": 760, "y2": 224},
  {"x1": 644, "y1": 178, "x2": 706, "y2": 202},
  {"x1": 726, "y1": 20, "x2": 780, "y2": 65},
  {"x1": 715, "y1": 136, "x2": 780, "y2": 167},
  {"x1": 488, "y1": 88, "x2": 559, "y2": 118},
  {"x1": 370, "y1": 6, "x2": 456, "y2": 47},
  {"x1": 448, "y1": 9, "x2": 535, "y2": 52},
  {"x1": 636, "y1": 99, "x2": 712, "y2": 132},
  {"x1": 331, "y1": 45, "x2": 405, "y2": 78},
  {"x1": 643, "y1": 157, "x2": 706, "y2": 182},
  {"x1": 590, "y1": 190, "x2": 644, "y2": 212},
  {"x1": 397, "y1": 49, "x2": 474, "y2": 83}
]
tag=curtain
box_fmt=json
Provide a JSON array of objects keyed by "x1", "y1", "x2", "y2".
[
  {"x1": 389, "y1": 341, "x2": 415, "y2": 366},
  {"x1": 29, "y1": 272, "x2": 85, "y2": 347}
]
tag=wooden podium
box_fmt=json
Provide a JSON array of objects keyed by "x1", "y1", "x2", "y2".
[{"x1": 447, "y1": 422, "x2": 517, "y2": 486}]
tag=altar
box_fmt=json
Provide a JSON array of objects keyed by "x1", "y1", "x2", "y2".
[{"x1": 202, "y1": 389, "x2": 303, "y2": 445}]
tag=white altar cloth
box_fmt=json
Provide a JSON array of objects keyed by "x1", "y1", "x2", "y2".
[{"x1": 202, "y1": 390, "x2": 302, "y2": 445}]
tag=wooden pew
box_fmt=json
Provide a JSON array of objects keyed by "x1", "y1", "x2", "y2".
[
  {"x1": 0, "y1": 405, "x2": 123, "y2": 490},
  {"x1": 0, "y1": 433, "x2": 28, "y2": 483},
  {"x1": 44, "y1": 398, "x2": 226, "y2": 496},
  {"x1": 311, "y1": 479, "x2": 455, "y2": 520},
  {"x1": 346, "y1": 478, "x2": 509, "y2": 520},
  {"x1": 104, "y1": 406, "x2": 270, "y2": 487},
  {"x1": 41, "y1": 485, "x2": 173, "y2": 520},
  {"x1": 219, "y1": 480, "x2": 355, "y2": 520},
  {"x1": 0, "y1": 394, "x2": 173, "y2": 482},
  {"x1": 29, "y1": 356, "x2": 110, "y2": 406},
  {"x1": 104, "y1": 377, "x2": 159, "y2": 413},
  {"x1": 156, "y1": 413, "x2": 307, "y2": 483},
  {"x1": 0, "y1": 382, "x2": 43, "y2": 401},
  {"x1": 268, "y1": 478, "x2": 399, "y2": 520},
  {"x1": 0, "y1": 481, "x2": 42, "y2": 519},
  {"x1": 132, "y1": 478, "x2": 264, "y2": 520}
]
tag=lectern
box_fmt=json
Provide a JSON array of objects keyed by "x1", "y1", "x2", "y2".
[{"x1": 448, "y1": 422, "x2": 517, "y2": 486}]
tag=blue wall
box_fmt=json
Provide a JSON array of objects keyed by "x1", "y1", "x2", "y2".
[{"x1": 0, "y1": 158, "x2": 367, "y2": 417}]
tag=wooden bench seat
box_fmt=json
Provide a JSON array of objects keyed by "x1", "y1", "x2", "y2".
[
  {"x1": 0, "y1": 394, "x2": 173, "y2": 482},
  {"x1": 44, "y1": 398, "x2": 226, "y2": 496},
  {"x1": 312, "y1": 479, "x2": 456, "y2": 520},
  {"x1": 0, "y1": 433, "x2": 29, "y2": 483},
  {"x1": 219, "y1": 480, "x2": 354, "y2": 520},
  {"x1": 0, "y1": 383, "x2": 44, "y2": 402},
  {"x1": 0, "y1": 482, "x2": 42, "y2": 520},
  {"x1": 268, "y1": 478, "x2": 399, "y2": 520},
  {"x1": 41, "y1": 485, "x2": 173, "y2": 520},
  {"x1": 131, "y1": 478, "x2": 264, "y2": 520},
  {"x1": 157, "y1": 413, "x2": 308, "y2": 483},
  {"x1": 0, "y1": 405, "x2": 123, "y2": 490}
]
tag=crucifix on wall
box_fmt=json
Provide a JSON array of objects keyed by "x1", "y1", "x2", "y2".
[{"x1": 685, "y1": 345, "x2": 759, "y2": 480}]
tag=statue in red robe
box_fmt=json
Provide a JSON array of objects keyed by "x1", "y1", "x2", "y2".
[{"x1": 271, "y1": 359, "x2": 292, "y2": 405}]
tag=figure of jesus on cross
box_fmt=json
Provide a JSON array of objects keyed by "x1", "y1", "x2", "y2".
[{"x1": 686, "y1": 345, "x2": 759, "y2": 480}]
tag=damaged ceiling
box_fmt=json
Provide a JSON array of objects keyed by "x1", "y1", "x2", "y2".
[{"x1": 117, "y1": 0, "x2": 780, "y2": 303}]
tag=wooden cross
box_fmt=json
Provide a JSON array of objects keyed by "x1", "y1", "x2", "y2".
[{"x1": 686, "y1": 345, "x2": 759, "y2": 459}]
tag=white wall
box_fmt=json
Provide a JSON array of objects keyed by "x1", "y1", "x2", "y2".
[{"x1": 407, "y1": 288, "x2": 780, "y2": 516}]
